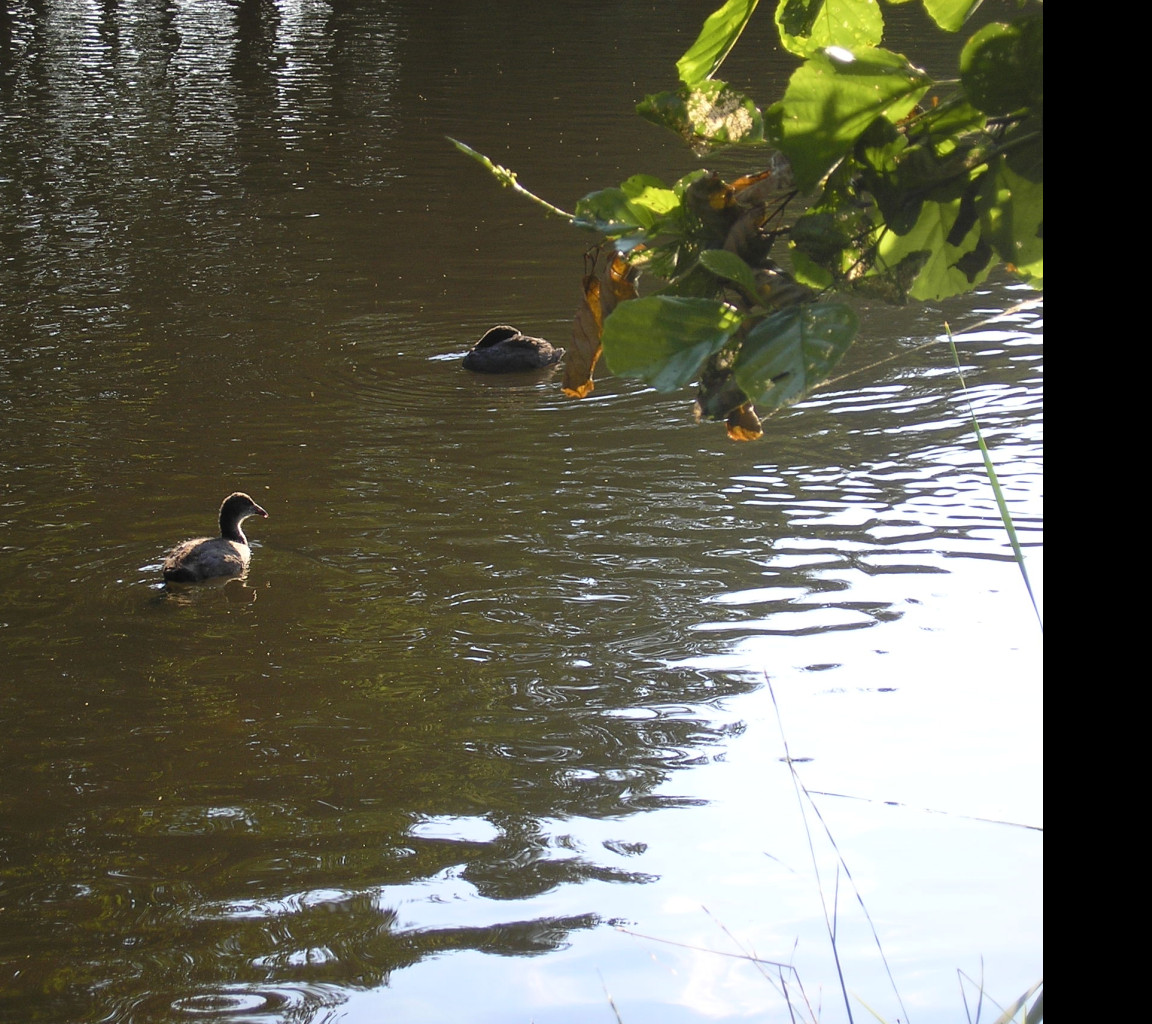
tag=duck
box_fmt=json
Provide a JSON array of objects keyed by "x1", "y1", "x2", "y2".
[
  {"x1": 462, "y1": 325, "x2": 564, "y2": 373},
  {"x1": 162, "y1": 492, "x2": 268, "y2": 583}
]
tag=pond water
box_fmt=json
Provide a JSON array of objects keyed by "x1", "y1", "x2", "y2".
[{"x1": 0, "y1": 2, "x2": 1042, "y2": 1023}]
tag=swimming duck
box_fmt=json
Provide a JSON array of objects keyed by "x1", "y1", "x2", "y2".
[
  {"x1": 162, "y1": 492, "x2": 268, "y2": 583},
  {"x1": 462, "y1": 325, "x2": 564, "y2": 373}
]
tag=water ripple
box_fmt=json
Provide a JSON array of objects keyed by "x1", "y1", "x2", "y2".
[{"x1": 134, "y1": 982, "x2": 347, "y2": 1023}]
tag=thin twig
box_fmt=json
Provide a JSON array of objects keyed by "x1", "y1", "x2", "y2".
[
  {"x1": 614, "y1": 925, "x2": 796, "y2": 970},
  {"x1": 448, "y1": 136, "x2": 576, "y2": 220},
  {"x1": 700, "y1": 905, "x2": 817, "y2": 1024},
  {"x1": 818, "y1": 297, "x2": 1043, "y2": 393},
  {"x1": 804, "y1": 789, "x2": 1042, "y2": 832}
]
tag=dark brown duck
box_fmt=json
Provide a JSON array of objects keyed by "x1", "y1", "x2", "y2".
[
  {"x1": 162, "y1": 492, "x2": 268, "y2": 583},
  {"x1": 462, "y1": 325, "x2": 564, "y2": 373}
]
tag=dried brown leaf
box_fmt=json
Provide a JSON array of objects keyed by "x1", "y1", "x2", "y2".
[
  {"x1": 726, "y1": 402, "x2": 763, "y2": 441},
  {"x1": 728, "y1": 152, "x2": 795, "y2": 205},
  {"x1": 562, "y1": 250, "x2": 638, "y2": 398},
  {"x1": 563, "y1": 279, "x2": 602, "y2": 398}
]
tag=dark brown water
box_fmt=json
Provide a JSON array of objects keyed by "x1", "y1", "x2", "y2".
[{"x1": 1, "y1": 3, "x2": 1041, "y2": 1022}]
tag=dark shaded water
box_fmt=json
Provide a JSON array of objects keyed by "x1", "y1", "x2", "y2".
[{"x1": 1, "y1": 2, "x2": 1041, "y2": 1022}]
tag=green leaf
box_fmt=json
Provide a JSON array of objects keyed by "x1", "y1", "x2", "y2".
[
  {"x1": 860, "y1": 127, "x2": 983, "y2": 235},
  {"x1": 734, "y1": 303, "x2": 858, "y2": 411},
  {"x1": 775, "y1": 0, "x2": 884, "y2": 58},
  {"x1": 790, "y1": 209, "x2": 854, "y2": 265},
  {"x1": 961, "y1": 17, "x2": 1044, "y2": 116},
  {"x1": 850, "y1": 251, "x2": 930, "y2": 304},
  {"x1": 1003, "y1": 113, "x2": 1043, "y2": 183},
  {"x1": 638, "y1": 80, "x2": 765, "y2": 152},
  {"x1": 766, "y1": 47, "x2": 932, "y2": 190},
  {"x1": 602, "y1": 297, "x2": 744, "y2": 391},
  {"x1": 621, "y1": 175, "x2": 681, "y2": 215},
  {"x1": 874, "y1": 196, "x2": 993, "y2": 299},
  {"x1": 980, "y1": 159, "x2": 1043, "y2": 288},
  {"x1": 574, "y1": 175, "x2": 679, "y2": 234},
  {"x1": 677, "y1": 0, "x2": 761, "y2": 86},
  {"x1": 914, "y1": 97, "x2": 988, "y2": 138},
  {"x1": 698, "y1": 249, "x2": 762, "y2": 300},
  {"x1": 790, "y1": 248, "x2": 836, "y2": 291},
  {"x1": 574, "y1": 188, "x2": 645, "y2": 235},
  {"x1": 922, "y1": 0, "x2": 983, "y2": 33}
]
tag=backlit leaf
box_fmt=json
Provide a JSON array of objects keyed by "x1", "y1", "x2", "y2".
[
  {"x1": 638, "y1": 80, "x2": 764, "y2": 153},
  {"x1": 676, "y1": 0, "x2": 761, "y2": 86},
  {"x1": 698, "y1": 250, "x2": 762, "y2": 300},
  {"x1": 775, "y1": 0, "x2": 884, "y2": 58},
  {"x1": 603, "y1": 297, "x2": 744, "y2": 391},
  {"x1": 574, "y1": 175, "x2": 679, "y2": 235},
  {"x1": 923, "y1": 0, "x2": 983, "y2": 33},
  {"x1": 873, "y1": 195, "x2": 993, "y2": 299},
  {"x1": 980, "y1": 160, "x2": 1043, "y2": 288},
  {"x1": 765, "y1": 47, "x2": 931, "y2": 190}
]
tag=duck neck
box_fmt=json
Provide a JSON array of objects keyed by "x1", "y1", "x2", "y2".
[{"x1": 220, "y1": 515, "x2": 247, "y2": 545}]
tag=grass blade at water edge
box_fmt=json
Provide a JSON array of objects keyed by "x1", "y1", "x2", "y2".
[
  {"x1": 766, "y1": 677, "x2": 912, "y2": 1024},
  {"x1": 959, "y1": 970, "x2": 1043, "y2": 1024},
  {"x1": 944, "y1": 321, "x2": 1043, "y2": 630}
]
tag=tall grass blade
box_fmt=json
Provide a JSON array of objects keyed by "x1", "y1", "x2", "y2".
[
  {"x1": 959, "y1": 959, "x2": 985, "y2": 1023},
  {"x1": 960, "y1": 970, "x2": 1042, "y2": 1024},
  {"x1": 598, "y1": 970, "x2": 626, "y2": 1024},
  {"x1": 1023, "y1": 986, "x2": 1043, "y2": 1024},
  {"x1": 772, "y1": 696, "x2": 854, "y2": 1022},
  {"x1": 988, "y1": 980, "x2": 1043, "y2": 1024},
  {"x1": 944, "y1": 321, "x2": 1042, "y2": 630}
]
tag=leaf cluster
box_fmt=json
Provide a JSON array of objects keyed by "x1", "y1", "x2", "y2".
[
  {"x1": 453, "y1": 0, "x2": 1042, "y2": 439},
  {"x1": 566, "y1": 162, "x2": 858, "y2": 439},
  {"x1": 784, "y1": 15, "x2": 1043, "y2": 303}
]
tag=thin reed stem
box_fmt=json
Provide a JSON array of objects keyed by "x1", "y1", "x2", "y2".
[{"x1": 943, "y1": 321, "x2": 1043, "y2": 630}]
